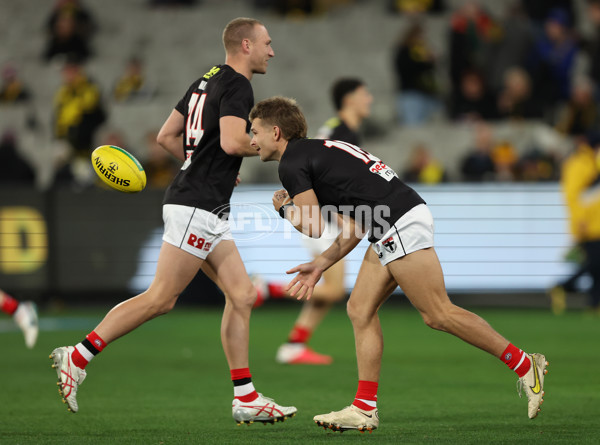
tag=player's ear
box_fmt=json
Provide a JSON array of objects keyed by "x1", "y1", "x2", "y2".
[
  {"x1": 242, "y1": 38, "x2": 251, "y2": 54},
  {"x1": 273, "y1": 125, "x2": 281, "y2": 141}
]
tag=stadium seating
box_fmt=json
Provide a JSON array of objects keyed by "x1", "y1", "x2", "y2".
[{"x1": 0, "y1": 0, "x2": 585, "y2": 185}]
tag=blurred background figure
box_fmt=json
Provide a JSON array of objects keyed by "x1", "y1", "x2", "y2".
[
  {"x1": 402, "y1": 142, "x2": 447, "y2": 184},
  {"x1": 485, "y1": 2, "x2": 535, "y2": 93},
  {"x1": 520, "y1": 0, "x2": 575, "y2": 36},
  {"x1": 448, "y1": 1, "x2": 501, "y2": 93},
  {"x1": 314, "y1": 78, "x2": 373, "y2": 145},
  {"x1": 143, "y1": 130, "x2": 180, "y2": 189},
  {"x1": 527, "y1": 8, "x2": 578, "y2": 118},
  {"x1": 550, "y1": 132, "x2": 600, "y2": 314},
  {"x1": 555, "y1": 76, "x2": 599, "y2": 138},
  {"x1": 517, "y1": 148, "x2": 560, "y2": 182},
  {"x1": 0, "y1": 288, "x2": 39, "y2": 349},
  {"x1": 0, "y1": 130, "x2": 36, "y2": 186},
  {"x1": 53, "y1": 58, "x2": 105, "y2": 154},
  {"x1": 393, "y1": 21, "x2": 441, "y2": 125},
  {"x1": 43, "y1": 0, "x2": 96, "y2": 63},
  {"x1": 460, "y1": 122, "x2": 496, "y2": 182},
  {"x1": 449, "y1": 69, "x2": 497, "y2": 122},
  {"x1": 0, "y1": 63, "x2": 31, "y2": 103},
  {"x1": 52, "y1": 57, "x2": 106, "y2": 186},
  {"x1": 496, "y1": 67, "x2": 542, "y2": 121},
  {"x1": 113, "y1": 57, "x2": 155, "y2": 102}
]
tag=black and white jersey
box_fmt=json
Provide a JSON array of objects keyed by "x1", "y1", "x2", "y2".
[
  {"x1": 315, "y1": 117, "x2": 360, "y2": 146},
  {"x1": 279, "y1": 138, "x2": 425, "y2": 242},
  {"x1": 163, "y1": 65, "x2": 253, "y2": 215}
]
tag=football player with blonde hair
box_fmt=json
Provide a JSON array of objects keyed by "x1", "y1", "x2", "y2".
[{"x1": 50, "y1": 18, "x2": 297, "y2": 425}]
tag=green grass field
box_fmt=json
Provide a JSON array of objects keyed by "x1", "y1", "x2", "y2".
[{"x1": 1, "y1": 303, "x2": 599, "y2": 444}]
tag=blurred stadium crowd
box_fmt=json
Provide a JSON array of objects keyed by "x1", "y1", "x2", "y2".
[{"x1": 1, "y1": 0, "x2": 600, "y2": 189}]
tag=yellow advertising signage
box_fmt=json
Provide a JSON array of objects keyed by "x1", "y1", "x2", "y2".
[{"x1": 0, "y1": 207, "x2": 47, "y2": 274}]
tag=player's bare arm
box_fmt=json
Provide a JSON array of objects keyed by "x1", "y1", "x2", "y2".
[
  {"x1": 273, "y1": 189, "x2": 324, "y2": 237},
  {"x1": 286, "y1": 214, "x2": 363, "y2": 301},
  {"x1": 157, "y1": 109, "x2": 186, "y2": 162},
  {"x1": 220, "y1": 116, "x2": 258, "y2": 157}
]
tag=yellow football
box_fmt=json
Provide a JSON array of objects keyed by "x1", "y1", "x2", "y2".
[{"x1": 91, "y1": 145, "x2": 146, "y2": 193}]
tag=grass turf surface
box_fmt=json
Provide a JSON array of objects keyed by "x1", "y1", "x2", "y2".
[{"x1": 1, "y1": 303, "x2": 599, "y2": 444}]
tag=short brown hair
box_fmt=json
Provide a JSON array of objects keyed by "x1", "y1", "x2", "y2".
[
  {"x1": 222, "y1": 17, "x2": 263, "y2": 54},
  {"x1": 250, "y1": 96, "x2": 308, "y2": 140}
]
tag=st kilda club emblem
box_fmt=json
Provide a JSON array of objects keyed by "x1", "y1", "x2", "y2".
[{"x1": 382, "y1": 236, "x2": 396, "y2": 253}]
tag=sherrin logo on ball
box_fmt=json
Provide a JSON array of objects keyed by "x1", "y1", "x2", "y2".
[{"x1": 91, "y1": 145, "x2": 146, "y2": 193}]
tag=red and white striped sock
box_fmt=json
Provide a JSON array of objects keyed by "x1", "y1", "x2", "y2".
[
  {"x1": 71, "y1": 331, "x2": 107, "y2": 370},
  {"x1": 352, "y1": 380, "x2": 378, "y2": 411},
  {"x1": 231, "y1": 368, "x2": 258, "y2": 402},
  {"x1": 501, "y1": 343, "x2": 531, "y2": 377}
]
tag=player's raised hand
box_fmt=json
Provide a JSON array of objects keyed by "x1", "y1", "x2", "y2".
[{"x1": 285, "y1": 262, "x2": 324, "y2": 300}]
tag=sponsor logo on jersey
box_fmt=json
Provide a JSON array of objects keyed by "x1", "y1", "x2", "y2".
[
  {"x1": 369, "y1": 161, "x2": 398, "y2": 181},
  {"x1": 369, "y1": 161, "x2": 388, "y2": 173},
  {"x1": 203, "y1": 66, "x2": 221, "y2": 80}
]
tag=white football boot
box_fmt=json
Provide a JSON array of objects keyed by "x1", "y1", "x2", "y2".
[
  {"x1": 13, "y1": 301, "x2": 39, "y2": 349},
  {"x1": 314, "y1": 405, "x2": 379, "y2": 433},
  {"x1": 232, "y1": 393, "x2": 297, "y2": 425},
  {"x1": 517, "y1": 353, "x2": 548, "y2": 419},
  {"x1": 50, "y1": 346, "x2": 87, "y2": 413}
]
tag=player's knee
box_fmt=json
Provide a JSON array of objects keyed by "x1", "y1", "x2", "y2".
[
  {"x1": 420, "y1": 305, "x2": 455, "y2": 332},
  {"x1": 422, "y1": 312, "x2": 446, "y2": 331},
  {"x1": 144, "y1": 291, "x2": 179, "y2": 316},
  {"x1": 346, "y1": 299, "x2": 373, "y2": 326},
  {"x1": 159, "y1": 297, "x2": 178, "y2": 314},
  {"x1": 228, "y1": 284, "x2": 257, "y2": 310}
]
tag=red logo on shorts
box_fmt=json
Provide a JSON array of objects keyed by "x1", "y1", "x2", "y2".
[{"x1": 187, "y1": 234, "x2": 212, "y2": 251}]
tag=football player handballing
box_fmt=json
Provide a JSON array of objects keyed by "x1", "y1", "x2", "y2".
[{"x1": 249, "y1": 96, "x2": 548, "y2": 432}]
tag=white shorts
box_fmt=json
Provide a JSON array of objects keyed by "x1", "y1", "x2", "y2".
[
  {"x1": 301, "y1": 221, "x2": 341, "y2": 256},
  {"x1": 162, "y1": 204, "x2": 233, "y2": 260},
  {"x1": 371, "y1": 204, "x2": 434, "y2": 266}
]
